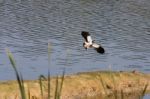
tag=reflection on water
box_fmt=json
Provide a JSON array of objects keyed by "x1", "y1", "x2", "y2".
[{"x1": 0, "y1": 0, "x2": 150, "y2": 81}]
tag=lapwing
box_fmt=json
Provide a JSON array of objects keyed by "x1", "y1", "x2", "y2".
[{"x1": 81, "y1": 31, "x2": 105, "y2": 54}]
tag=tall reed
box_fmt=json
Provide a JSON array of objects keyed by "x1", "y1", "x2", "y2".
[
  {"x1": 39, "y1": 75, "x2": 47, "y2": 98},
  {"x1": 53, "y1": 70, "x2": 65, "y2": 99},
  {"x1": 48, "y1": 42, "x2": 51, "y2": 99},
  {"x1": 6, "y1": 48, "x2": 26, "y2": 99}
]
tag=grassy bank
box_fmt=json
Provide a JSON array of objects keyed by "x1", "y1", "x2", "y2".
[
  {"x1": 0, "y1": 71, "x2": 149, "y2": 99},
  {"x1": 3, "y1": 47, "x2": 149, "y2": 99}
]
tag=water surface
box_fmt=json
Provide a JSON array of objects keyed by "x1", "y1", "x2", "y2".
[{"x1": 0, "y1": 0, "x2": 150, "y2": 81}]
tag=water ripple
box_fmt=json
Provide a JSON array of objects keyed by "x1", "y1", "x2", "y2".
[{"x1": 0, "y1": 0, "x2": 150, "y2": 80}]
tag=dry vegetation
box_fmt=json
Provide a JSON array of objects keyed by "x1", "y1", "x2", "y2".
[{"x1": 0, "y1": 71, "x2": 149, "y2": 99}]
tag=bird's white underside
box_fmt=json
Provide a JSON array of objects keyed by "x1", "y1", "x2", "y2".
[
  {"x1": 83, "y1": 35, "x2": 101, "y2": 49},
  {"x1": 84, "y1": 42, "x2": 92, "y2": 48},
  {"x1": 87, "y1": 36, "x2": 93, "y2": 45}
]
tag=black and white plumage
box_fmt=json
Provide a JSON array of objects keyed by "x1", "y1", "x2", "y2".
[{"x1": 81, "y1": 31, "x2": 105, "y2": 54}]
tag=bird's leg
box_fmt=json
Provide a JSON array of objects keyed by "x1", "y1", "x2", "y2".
[{"x1": 85, "y1": 47, "x2": 87, "y2": 50}]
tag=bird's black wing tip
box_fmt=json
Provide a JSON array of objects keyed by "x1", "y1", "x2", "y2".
[{"x1": 95, "y1": 47, "x2": 105, "y2": 54}]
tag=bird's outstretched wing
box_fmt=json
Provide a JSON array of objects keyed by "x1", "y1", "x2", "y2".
[
  {"x1": 81, "y1": 31, "x2": 105, "y2": 54},
  {"x1": 81, "y1": 31, "x2": 92, "y2": 44},
  {"x1": 92, "y1": 43, "x2": 105, "y2": 54}
]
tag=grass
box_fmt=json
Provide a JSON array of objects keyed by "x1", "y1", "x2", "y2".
[
  {"x1": 96, "y1": 71, "x2": 149, "y2": 99},
  {"x1": 5, "y1": 47, "x2": 149, "y2": 99},
  {"x1": 5, "y1": 42, "x2": 66, "y2": 99},
  {"x1": 48, "y1": 42, "x2": 51, "y2": 99},
  {"x1": 56, "y1": 70, "x2": 65, "y2": 99},
  {"x1": 97, "y1": 73, "x2": 108, "y2": 97},
  {"x1": 139, "y1": 83, "x2": 149, "y2": 99},
  {"x1": 39, "y1": 75, "x2": 47, "y2": 98},
  {"x1": 6, "y1": 48, "x2": 26, "y2": 99}
]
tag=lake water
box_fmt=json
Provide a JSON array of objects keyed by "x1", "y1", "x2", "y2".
[{"x1": 0, "y1": 0, "x2": 150, "y2": 81}]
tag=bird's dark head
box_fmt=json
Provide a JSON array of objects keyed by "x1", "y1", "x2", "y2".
[
  {"x1": 81, "y1": 31, "x2": 90, "y2": 36},
  {"x1": 81, "y1": 31, "x2": 89, "y2": 34}
]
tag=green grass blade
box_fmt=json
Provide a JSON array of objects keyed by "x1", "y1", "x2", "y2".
[
  {"x1": 20, "y1": 73, "x2": 26, "y2": 99},
  {"x1": 48, "y1": 69, "x2": 51, "y2": 99},
  {"x1": 6, "y1": 49, "x2": 26, "y2": 99},
  {"x1": 47, "y1": 41, "x2": 52, "y2": 99},
  {"x1": 39, "y1": 75, "x2": 47, "y2": 98},
  {"x1": 57, "y1": 69, "x2": 65, "y2": 99},
  {"x1": 28, "y1": 88, "x2": 31, "y2": 99},
  {"x1": 140, "y1": 83, "x2": 149, "y2": 99},
  {"x1": 48, "y1": 42, "x2": 51, "y2": 66},
  {"x1": 47, "y1": 42, "x2": 51, "y2": 99},
  {"x1": 6, "y1": 49, "x2": 16, "y2": 68},
  {"x1": 54, "y1": 76, "x2": 59, "y2": 99}
]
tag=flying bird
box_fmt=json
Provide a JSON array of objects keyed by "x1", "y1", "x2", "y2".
[{"x1": 81, "y1": 31, "x2": 105, "y2": 54}]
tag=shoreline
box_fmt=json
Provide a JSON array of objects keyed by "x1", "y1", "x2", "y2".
[{"x1": 0, "y1": 70, "x2": 150, "y2": 99}]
